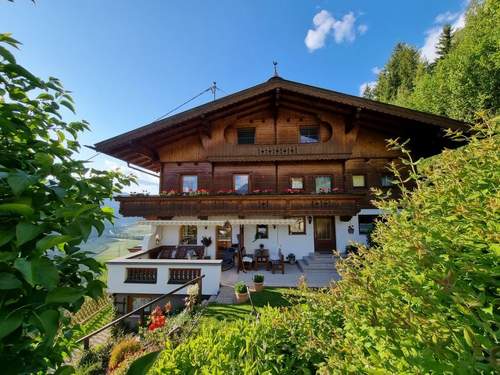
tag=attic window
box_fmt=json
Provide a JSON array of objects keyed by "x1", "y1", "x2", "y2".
[
  {"x1": 237, "y1": 128, "x2": 256, "y2": 144},
  {"x1": 300, "y1": 126, "x2": 319, "y2": 143}
]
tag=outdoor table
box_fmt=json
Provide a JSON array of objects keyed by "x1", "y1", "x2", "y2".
[{"x1": 254, "y1": 249, "x2": 270, "y2": 270}]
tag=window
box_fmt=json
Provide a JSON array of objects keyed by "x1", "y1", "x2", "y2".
[
  {"x1": 289, "y1": 217, "x2": 306, "y2": 235},
  {"x1": 181, "y1": 175, "x2": 198, "y2": 192},
  {"x1": 300, "y1": 126, "x2": 320, "y2": 144},
  {"x1": 315, "y1": 176, "x2": 332, "y2": 193},
  {"x1": 255, "y1": 224, "x2": 268, "y2": 239},
  {"x1": 381, "y1": 175, "x2": 394, "y2": 187},
  {"x1": 352, "y1": 175, "x2": 366, "y2": 188},
  {"x1": 237, "y1": 128, "x2": 256, "y2": 144},
  {"x1": 180, "y1": 225, "x2": 197, "y2": 245},
  {"x1": 125, "y1": 268, "x2": 157, "y2": 284},
  {"x1": 234, "y1": 174, "x2": 249, "y2": 194},
  {"x1": 358, "y1": 215, "x2": 378, "y2": 235},
  {"x1": 130, "y1": 296, "x2": 154, "y2": 314},
  {"x1": 290, "y1": 177, "x2": 304, "y2": 190}
]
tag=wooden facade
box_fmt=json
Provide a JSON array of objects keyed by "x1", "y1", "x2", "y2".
[{"x1": 95, "y1": 77, "x2": 467, "y2": 219}]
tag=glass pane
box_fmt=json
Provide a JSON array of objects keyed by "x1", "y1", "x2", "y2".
[
  {"x1": 234, "y1": 175, "x2": 249, "y2": 194},
  {"x1": 291, "y1": 177, "x2": 304, "y2": 190},
  {"x1": 182, "y1": 175, "x2": 198, "y2": 192},
  {"x1": 237, "y1": 128, "x2": 255, "y2": 144},
  {"x1": 358, "y1": 215, "x2": 378, "y2": 235},
  {"x1": 300, "y1": 126, "x2": 319, "y2": 143},
  {"x1": 289, "y1": 217, "x2": 305, "y2": 234},
  {"x1": 180, "y1": 225, "x2": 197, "y2": 244},
  {"x1": 381, "y1": 175, "x2": 393, "y2": 187},
  {"x1": 315, "y1": 218, "x2": 331, "y2": 240},
  {"x1": 315, "y1": 176, "x2": 332, "y2": 193},
  {"x1": 352, "y1": 175, "x2": 365, "y2": 187}
]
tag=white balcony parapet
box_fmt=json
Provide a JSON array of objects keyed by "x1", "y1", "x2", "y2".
[{"x1": 106, "y1": 249, "x2": 222, "y2": 296}]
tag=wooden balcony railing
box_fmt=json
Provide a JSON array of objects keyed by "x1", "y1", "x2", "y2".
[
  {"x1": 116, "y1": 193, "x2": 364, "y2": 218},
  {"x1": 207, "y1": 143, "x2": 350, "y2": 161}
]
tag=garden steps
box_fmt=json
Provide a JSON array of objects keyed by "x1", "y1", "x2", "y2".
[{"x1": 298, "y1": 253, "x2": 337, "y2": 272}]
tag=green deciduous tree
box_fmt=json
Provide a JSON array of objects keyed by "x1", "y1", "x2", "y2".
[
  {"x1": 0, "y1": 34, "x2": 134, "y2": 374},
  {"x1": 367, "y1": 0, "x2": 499, "y2": 123},
  {"x1": 407, "y1": 0, "x2": 500, "y2": 122}
]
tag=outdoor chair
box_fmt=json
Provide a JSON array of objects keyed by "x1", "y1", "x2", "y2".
[
  {"x1": 237, "y1": 247, "x2": 254, "y2": 273},
  {"x1": 221, "y1": 247, "x2": 236, "y2": 271},
  {"x1": 270, "y1": 249, "x2": 285, "y2": 274}
]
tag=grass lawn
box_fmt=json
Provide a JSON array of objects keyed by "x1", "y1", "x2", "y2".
[{"x1": 202, "y1": 287, "x2": 301, "y2": 322}]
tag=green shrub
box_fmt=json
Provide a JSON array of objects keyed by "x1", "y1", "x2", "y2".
[
  {"x1": 108, "y1": 337, "x2": 142, "y2": 371},
  {"x1": 253, "y1": 274, "x2": 264, "y2": 283},
  {"x1": 77, "y1": 341, "x2": 114, "y2": 375},
  {"x1": 150, "y1": 119, "x2": 499, "y2": 374},
  {"x1": 234, "y1": 281, "x2": 247, "y2": 294}
]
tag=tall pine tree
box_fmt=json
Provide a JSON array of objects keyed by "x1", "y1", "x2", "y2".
[
  {"x1": 435, "y1": 24, "x2": 453, "y2": 61},
  {"x1": 373, "y1": 43, "x2": 422, "y2": 103}
]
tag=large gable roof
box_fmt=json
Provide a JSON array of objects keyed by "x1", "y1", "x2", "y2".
[{"x1": 95, "y1": 77, "x2": 468, "y2": 172}]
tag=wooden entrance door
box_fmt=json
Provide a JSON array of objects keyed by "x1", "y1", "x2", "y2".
[{"x1": 314, "y1": 217, "x2": 336, "y2": 253}]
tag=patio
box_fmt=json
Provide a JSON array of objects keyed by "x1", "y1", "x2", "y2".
[{"x1": 220, "y1": 262, "x2": 340, "y2": 289}]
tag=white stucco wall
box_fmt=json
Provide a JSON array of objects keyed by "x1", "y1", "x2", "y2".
[
  {"x1": 242, "y1": 221, "x2": 314, "y2": 259},
  {"x1": 335, "y1": 208, "x2": 383, "y2": 253},
  {"x1": 139, "y1": 210, "x2": 382, "y2": 260},
  {"x1": 107, "y1": 258, "x2": 222, "y2": 295},
  {"x1": 153, "y1": 221, "x2": 217, "y2": 259}
]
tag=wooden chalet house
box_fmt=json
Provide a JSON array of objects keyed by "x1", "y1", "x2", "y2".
[{"x1": 95, "y1": 76, "x2": 465, "y2": 310}]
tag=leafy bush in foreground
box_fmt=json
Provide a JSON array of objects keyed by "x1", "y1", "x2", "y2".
[
  {"x1": 0, "y1": 34, "x2": 134, "y2": 373},
  {"x1": 151, "y1": 119, "x2": 499, "y2": 374}
]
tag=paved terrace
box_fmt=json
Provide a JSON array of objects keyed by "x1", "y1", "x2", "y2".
[{"x1": 214, "y1": 259, "x2": 340, "y2": 304}]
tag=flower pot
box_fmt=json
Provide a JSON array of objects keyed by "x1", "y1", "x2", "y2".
[
  {"x1": 235, "y1": 292, "x2": 249, "y2": 304},
  {"x1": 254, "y1": 282, "x2": 264, "y2": 292}
]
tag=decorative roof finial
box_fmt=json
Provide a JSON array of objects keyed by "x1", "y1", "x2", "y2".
[{"x1": 273, "y1": 61, "x2": 279, "y2": 77}]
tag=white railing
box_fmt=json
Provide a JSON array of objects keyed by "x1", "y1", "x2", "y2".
[{"x1": 107, "y1": 250, "x2": 222, "y2": 295}]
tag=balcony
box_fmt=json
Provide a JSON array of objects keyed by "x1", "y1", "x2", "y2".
[
  {"x1": 116, "y1": 192, "x2": 364, "y2": 218},
  {"x1": 207, "y1": 143, "x2": 350, "y2": 162},
  {"x1": 107, "y1": 248, "x2": 222, "y2": 296}
]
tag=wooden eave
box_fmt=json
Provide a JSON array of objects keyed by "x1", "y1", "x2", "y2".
[{"x1": 95, "y1": 77, "x2": 468, "y2": 171}]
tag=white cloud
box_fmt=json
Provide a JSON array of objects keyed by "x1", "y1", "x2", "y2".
[
  {"x1": 420, "y1": 5, "x2": 468, "y2": 62},
  {"x1": 305, "y1": 10, "x2": 366, "y2": 52},
  {"x1": 359, "y1": 81, "x2": 376, "y2": 96},
  {"x1": 371, "y1": 66, "x2": 382, "y2": 75},
  {"x1": 435, "y1": 11, "x2": 460, "y2": 24},
  {"x1": 358, "y1": 24, "x2": 368, "y2": 35}
]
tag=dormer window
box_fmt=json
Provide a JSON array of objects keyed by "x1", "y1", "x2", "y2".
[
  {"x1": 300, "y1": 126, "x2": 319, "y2": 144},
  {"x1": 237, "y1": 128, "x2": 256, "y2": 144}
]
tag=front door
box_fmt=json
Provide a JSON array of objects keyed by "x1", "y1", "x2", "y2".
[{"x1": 314, "y1": 217, "x2": 336, "y2": 253}]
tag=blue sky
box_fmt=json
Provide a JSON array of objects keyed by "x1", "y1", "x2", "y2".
[{"x1": 1, "y1": 0, "x2": 467, "y2": 192}]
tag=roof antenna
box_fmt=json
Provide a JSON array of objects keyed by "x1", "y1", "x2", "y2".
[
  {"x1": 210, "y1": 81, "x2": 217, "y2": 101},
  {"x1": 273, "y1": 61, "x2": 279, "y2": 77}
]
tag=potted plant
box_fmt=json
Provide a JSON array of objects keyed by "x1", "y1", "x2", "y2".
[
  {"x1": 234, "y1": 281, "x2": 248, "y2": 303},
  {"x1": 253, "y1": 274, "x2": 264, "y2": 292},
  {"x1": 287, "y1": 253, "x2": 296, "y2": 264}
]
